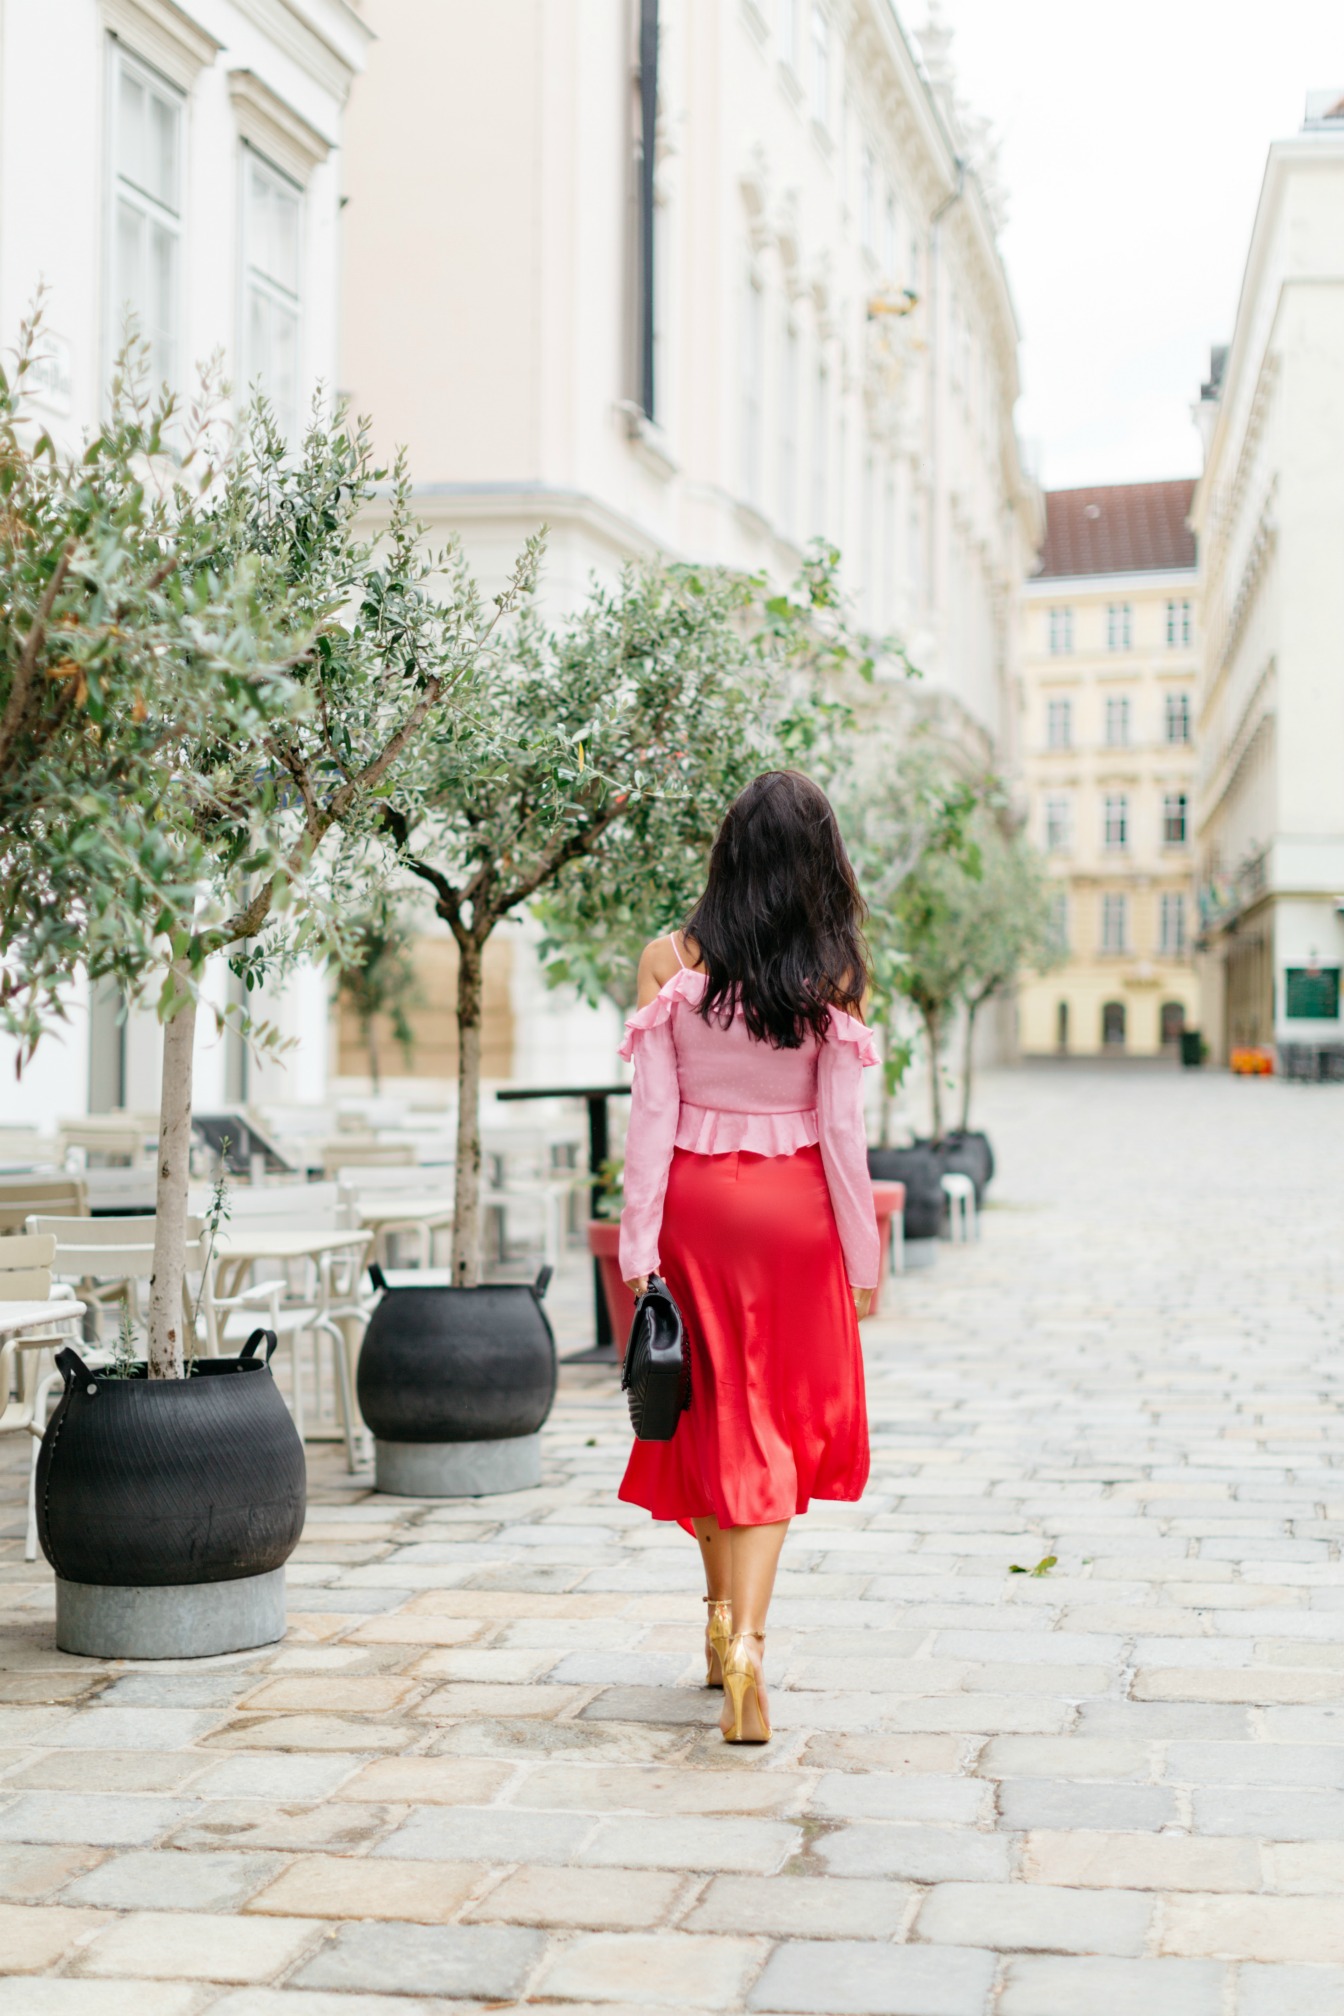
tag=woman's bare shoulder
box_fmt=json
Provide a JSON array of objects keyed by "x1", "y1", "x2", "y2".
[
  {"x1": 635, "y1": 931, "x2": 705, "y2": 1007},
  {"x1": 635, "y1": 936, "x2": 680, "y2": 1008}
]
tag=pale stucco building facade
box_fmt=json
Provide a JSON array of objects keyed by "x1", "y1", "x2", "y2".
[
  {"x1": 0, "y1": 0, "x2": 369, "y2": 1124},
  {"x1": 339, "y1": 0, "x2": 1037, "y2": 1087},
  {"x1": 1017, "y1": 483, "x2": 1202, "y2": 1059},
  {"x1": 1191, "y1": 90, "x2": 1344, "y2": 1066}
]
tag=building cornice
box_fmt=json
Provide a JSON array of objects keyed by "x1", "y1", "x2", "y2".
[
  {"x1": 1193, "y1": 132, "x2": 1344, "y2": 515},
  {"x1": 100, "y1": 0, "x2": 222, "y2": 89},
  {"x1": 1023, "y1": 566, "x2": 1199, "y2": 597},
  {"x1": 229, "y1": 67, "x2": 333, "y2": 180},
  {"x1": 231, "y1": 0, "x2": 372, "y2": 101}
]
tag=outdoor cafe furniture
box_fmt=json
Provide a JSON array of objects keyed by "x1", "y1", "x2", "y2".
[
  {"x1": 0, "y1": 1233, "x2": 88, "y2": 1559},
  {"x1": 211, "y1": 1223, "x2": 371, "y2": 1465},
  {"x1": 869, "y1": 1180, "x2": 906, "y2": 1317},
  {"x1": 0, "y1": 1174, "x2": 89, "y2": 1237},
  {"x1": 941, "y1": 1170, "x2": 977, "y2": 1242},
  {"x1": 497, "y1": 1083, "x2": 632, "y2": 1358}
]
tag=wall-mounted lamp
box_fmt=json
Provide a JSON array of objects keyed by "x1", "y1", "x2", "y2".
[{"x1": 867, "y1": 288, "x2": 920, "y2": 321}]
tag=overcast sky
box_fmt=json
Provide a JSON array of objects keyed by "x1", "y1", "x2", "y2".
[{"x1": 926, "y1": 0, "x2": 1344, "y2": 491}]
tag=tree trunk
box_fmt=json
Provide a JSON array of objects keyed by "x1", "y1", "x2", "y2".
[
  {"x1": 366, "y1": 1020, "x2": 381, "y2": 1094},
  {"x1": 450, "y1": 936, "x2": 485, "y2": 1287},
  {"x1": 922, "y1": 1006, "x2": 943, "y2": 1140},
  {"x1": 879, "y1": 1016, "x2": 896, "y2": 1149},
  {"x1": 959, "y1": 1000, "x2": 979, "y2": 1134},
  {"x1": 147, "y1": 969, "x2": 197, "y2": 1379}
]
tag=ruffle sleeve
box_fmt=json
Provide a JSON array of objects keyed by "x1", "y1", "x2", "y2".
[
  {"x1": 816, "y1": 1014, "x2": 881, "y2": 1288},
  {"x1": 827, "y1": 1007, "x2": 881, "y2": 1070},
  {"x1": 618, "y1": 967, "x2": 704, "y2": 1061},
  {"x1": 618, "y1": 975, "x2": 695, "y2": 1280}
]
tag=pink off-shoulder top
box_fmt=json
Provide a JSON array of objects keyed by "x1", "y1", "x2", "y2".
[{"x1": 617, "y1": 964, "x2": 881, "y2": 1288}]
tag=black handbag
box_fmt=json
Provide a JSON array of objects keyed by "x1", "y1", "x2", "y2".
[{"x1": 621, "y1": 1274, "x2": 690, "y2": 1441}]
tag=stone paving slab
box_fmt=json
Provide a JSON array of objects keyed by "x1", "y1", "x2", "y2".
[{"x1": 1, "y1": 1065, "x2": 1342, "y2": 2010}]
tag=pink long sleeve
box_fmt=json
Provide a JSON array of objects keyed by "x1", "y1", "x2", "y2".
[
  {"x1": 618, "y1": 1017, "x2": 681, "y2": 1280},
  {"x1": 816, "y1": 1026, "x2": 881, "y2": 1289}
]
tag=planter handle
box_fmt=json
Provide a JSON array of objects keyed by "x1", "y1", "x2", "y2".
[
  {"x1": 55, "y1": 1346, "x2": 94, "y2": 1388},
  {"x1": 533, "y1": 1265, "x2": 553, "y2": 1301},
  {"x1": 368, "y1": 1262, "x2": 388, "y2": 1293},
  {"x1": 240, "y1": 1328, "x2": 279, "y2": 1365}
]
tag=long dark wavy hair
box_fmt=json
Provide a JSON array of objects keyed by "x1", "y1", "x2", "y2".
[{"x1": 684, "y1": 771, "x2": 869, "y2": 1049}]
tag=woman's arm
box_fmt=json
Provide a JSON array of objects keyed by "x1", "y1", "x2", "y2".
[
  {"x1": 619, "y1": 940, "x2": 683, "y2": 1291},
  {"x1": 816, "y1": 1027, "x2": 880, "y2": 1295}
]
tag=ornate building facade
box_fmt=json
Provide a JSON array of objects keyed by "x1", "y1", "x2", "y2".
[
  {"x1": 340, "y1": 0, "x2": 1037, "y2": 1084},
  {"x1": 0, "y1": 0, "x2": 370, "y2": 1121},
  {"x1": 1191, "y1": 90, "x2": 1344, "y2": 1066},
  {"x1": 1017, "y1": 483, "x2": 1202, "y2": 1059}
]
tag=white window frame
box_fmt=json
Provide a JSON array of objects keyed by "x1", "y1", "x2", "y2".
[
  {"x1": 1107, "y1": 601, "x2": 1133, "y2": 651},
  {"x1": 810, "y1": 4, "x2": 829, "y2": 127},
  {"x1": 779, "y1": 315, "x2": 798, "y2": 536},
  {"x1": 1103, "y1": 793, "x2": 1129, "y2": 850},
  {"x1": 811, "y1": 358, "x2": 828, "y2": 536},
  {"x1": 1162, "y1": 791, "x2": 1189, "y2": 847},
  {"x1": 1049, "y1": 891, "x2": 1069, "y2": 954},
  {"x1": 1048, "y1": 606, "x2": 1073, "y2": 655},
  {"x1": 1165, "y1": 691, "x2": 1191, "y2": 744},
  {"x1": 1104, "y1": 694, "x2": 1131, "y2": 747},
  {"x1": 1045, "y1": 794, "x2": 1072, "y2": 854},
  {"x1": 860, "y1": 144, "x2": 876, "y2": 249},
  {"x1": 1101, "y1": 892, "x2": 1129, "y2": 954},
  {"x1": 778, "y1": 0, "x2": 797, "y2": 66},
  {"x1": 1046, "y1": 697, "x2": 1071, "y2": 750},
  {"x1": 105, "y1": 39, "x2": 185, "y2": 397},
  {"x1": 240, "y1": 144, "x2": 304, "y2": 442},
  {"x1": 742, "y1": 269, "x2": 764, "y2": 508},
  {"x1": 1166, "y1": 596, "x2": 1193, "y2": 647},
  {"x1": 1160, "y1": 891, "x2": 1187, "y2": 955}
]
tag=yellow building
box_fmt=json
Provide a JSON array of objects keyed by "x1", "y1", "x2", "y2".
[{"x1": 1017, "y1": 482, "x2": 1201, "y2": 1057}]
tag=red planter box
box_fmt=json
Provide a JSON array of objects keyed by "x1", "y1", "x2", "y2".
[{"x1": 587, "y1": 1220, "x2": 636, "y2": 1355}]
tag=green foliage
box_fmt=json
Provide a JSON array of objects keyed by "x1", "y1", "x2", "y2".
[
  {"x1": 849, "y1": 743, "x2": 1054, "y2": 1138},
  {"x1": 332, "y1": 888, "x2": 422, "y2": 1086},
  {"x1": 1009, "y1": 1554, "x2": 1057, "y2": 1577},
  {"x1": 0, "y1": 310, "x2": 302, "y2": 1058},
  {"x1": 526, "y1": 550, "x2": 872, "y2": 1011}
]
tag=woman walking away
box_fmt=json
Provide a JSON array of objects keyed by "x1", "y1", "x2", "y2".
[{"x1": 618, "y1": 771, "x2": 879, "y2": 1743}]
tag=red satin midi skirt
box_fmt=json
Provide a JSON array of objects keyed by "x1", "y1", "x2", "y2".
[{"x1": 619, "y1": 1144, "x2": 870, "y2": 1531}]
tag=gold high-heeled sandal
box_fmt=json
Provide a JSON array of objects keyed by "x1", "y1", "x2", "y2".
[
  {"x1": 721, "y1": 1630, "x2": 771, "y2": 1743},
  {"x1": 703, "y1": 1597, "x2": 733, "y2": 1688}
]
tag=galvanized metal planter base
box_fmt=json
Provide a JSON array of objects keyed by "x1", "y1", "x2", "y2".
[
  {"x1": 55, "y1": 1568, "x2": 287, "y2": 1661},
  {"x1": 374, "y1": 1433, "x2": 542, "y2": 1498}
]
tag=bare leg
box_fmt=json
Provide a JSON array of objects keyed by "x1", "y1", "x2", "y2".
[
  {"x1": 693, "y1": 1515, "x2": 733, "y2": 1685},
  {"x1": 692, "y1": 1515, "x2": 732, "y2": 1601},
  {"x1": 721, "y1": 1518, "x2": 789, "y2": 1735}
]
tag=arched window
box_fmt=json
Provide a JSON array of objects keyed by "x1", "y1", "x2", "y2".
[
  {"x1": 1160, "y1": 1001, "x2": 1185, "y2": 1047},
  {"x1": 1102, "y1": 1001, "x2": 1126, "y2": 1047}
]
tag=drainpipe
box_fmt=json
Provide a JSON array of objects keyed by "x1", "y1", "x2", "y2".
[
  {"x1": 925, "y1": 157, "x2": 964, "y2": 640},
  {"x1": 637, "y1": 0, "x2": 659, "y2": 420}
]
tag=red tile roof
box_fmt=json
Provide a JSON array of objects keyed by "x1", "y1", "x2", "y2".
[{"x1": 1035, "y1": 479, "x2": 1197, "y2": 578}]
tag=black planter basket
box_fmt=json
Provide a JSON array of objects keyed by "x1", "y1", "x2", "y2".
[
  {"x1": 356, "y1": 1267, "x2": 557, "y2": 1446},
  {"x1": 930, "y1": 1131, "x2": 994, "y2": 1204},
  {"x1": 36, "y1": 1331, "x2": 306, "y2": 1589},
  {"x1": 867, "y1": 1145, "x2": 944, "y2": 1240}
]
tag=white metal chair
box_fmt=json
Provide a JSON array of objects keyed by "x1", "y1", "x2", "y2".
[
  {"x1": 941, "y1": 1171, "x2": 977, "y2": 1243},
  {"x1": 32, "y1": 1215, "x2": 361, "y2": 1469},
  {"x1": 0, "y1": 1233, "x2": 91, "y2": 1560}
]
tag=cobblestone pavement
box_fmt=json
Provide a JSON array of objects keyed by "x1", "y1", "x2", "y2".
[{"x1": 2, "y1": 1064, "x2": 1342, "y2": 2016}]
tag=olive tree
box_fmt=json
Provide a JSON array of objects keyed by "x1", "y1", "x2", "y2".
[
  {"x1": 2, "y1": 327, "x2": 536, "y2": 1373},
  {"x1": 953, "y1": 812, "x2": 1057, "y2": 1130},
  {"x1": 389, "y1": 553, "x2": 873, "y2": 1284}
]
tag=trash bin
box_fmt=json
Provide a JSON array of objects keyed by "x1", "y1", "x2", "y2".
[{"x1": 1180, "y1": 1031, "x2": 1204, "y2": 1068}]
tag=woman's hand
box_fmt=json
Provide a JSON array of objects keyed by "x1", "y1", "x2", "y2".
[
  {"x1": 625, "y1": 1276, "x2": 650, "y2": 1299},
  {"x1": 852, "y1": 1286, "x2": 873, "y2": 1321}
]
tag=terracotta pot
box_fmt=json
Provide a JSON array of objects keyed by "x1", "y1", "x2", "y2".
[
  {"x1": 587, "y1": 1220, "x2": 636, "y2": 1353},
  {"x1": 868, "y1": 1179, "x2": 906, "y2": 1318}
]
